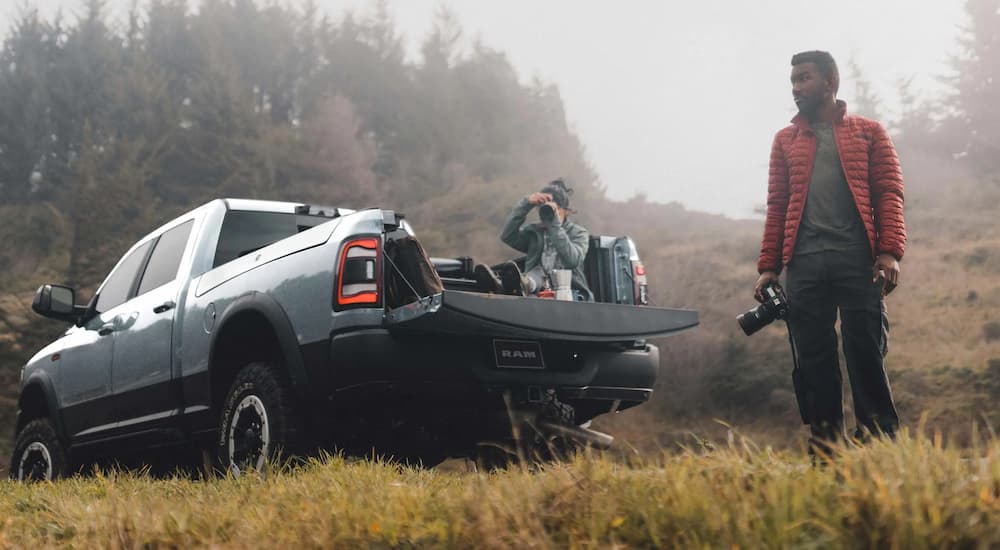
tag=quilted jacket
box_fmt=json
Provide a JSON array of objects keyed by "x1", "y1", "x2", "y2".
[{"x1": 757, "y1": 100, "x2": 906, "y2": 274}]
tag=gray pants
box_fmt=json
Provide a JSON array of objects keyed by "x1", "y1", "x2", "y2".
[{"x1": 786, "y1": 247, "x2": 898, "y2": 442}]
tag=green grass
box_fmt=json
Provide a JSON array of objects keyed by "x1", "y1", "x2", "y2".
[{"x1": 1, "y1": 430, "x2": 998, "y2": 549}]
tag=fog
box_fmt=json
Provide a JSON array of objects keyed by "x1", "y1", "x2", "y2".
[{"x1": 13, "y1": 0, "x2": 965, "y2": 218}]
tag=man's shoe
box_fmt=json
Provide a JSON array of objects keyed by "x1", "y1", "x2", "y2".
[
  {"x1": 473, "y1": 263, "x2": 502, "y2": 293},
  {"x1": 807, "y1": 435, "x2": 841, "y2": 467},
  {"x1": 497, "y1": 261, "x2": 527, "y2": 296},
  {"x1": 852, "y1": 424, "x2": 897, "y2": 444}
]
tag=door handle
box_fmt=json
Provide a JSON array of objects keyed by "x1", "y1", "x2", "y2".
[
  {"x1": 98, "y1": 323, "x2": 116, "y2": 336},
  {"x1": 153, "y1": 301, "x2": 176, "y2": 314}
]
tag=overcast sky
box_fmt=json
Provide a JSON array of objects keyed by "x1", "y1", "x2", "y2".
[{"x1": 9, "y1": 0, "x2": 966, "y2": 218}]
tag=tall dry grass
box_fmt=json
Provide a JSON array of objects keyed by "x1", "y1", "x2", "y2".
[{"x1": 1, "y1": 427, "x2": 997, "y2": 549}]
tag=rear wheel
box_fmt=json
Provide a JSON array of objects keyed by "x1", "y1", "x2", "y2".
[
  {"x1": 10, "y1": 419, "x2": 68, "y2": 482},
  {"x1": 217, "y1": 362, "x2": 303, "y2": 475}
]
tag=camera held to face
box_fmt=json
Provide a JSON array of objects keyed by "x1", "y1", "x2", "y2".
[
  {"x1": 738, "y1": 282, "x2": 789, "y2": 336},
  {"x1": 539, "y1": 203, "x2": 558, "y2": 224}
]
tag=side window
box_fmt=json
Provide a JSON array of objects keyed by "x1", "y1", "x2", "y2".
[
  {"x1": 212, "y1": 210, "x2": 333, "y2": 269},
  {"x1": 137, "y1": 220, "x2": 194, "y2": 296},
  {"x1": 212, "y1": 211, "x2": 297, "y2": 268},
  {"x1": 95, "y1": 241, "x2": 154, "y2": 314}
]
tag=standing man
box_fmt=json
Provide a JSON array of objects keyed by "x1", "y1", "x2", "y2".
[{"x1": 753, "y1": 51, "x2": 906, "y2": 452}]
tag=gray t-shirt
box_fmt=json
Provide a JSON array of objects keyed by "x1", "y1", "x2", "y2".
[{"x1": 794, "y1": 122, "x2": 869, "y2": 256}]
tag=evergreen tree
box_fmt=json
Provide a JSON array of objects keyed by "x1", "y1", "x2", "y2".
[
  {"x1": 952, "y1": 0, "x2": 1000, "y2": 171},
  {"x1": 0, "y1": 0, "x2": 604, "y2": 392},
  {"x1": 847, "y1": 59, "x2": 881, "y2": 120},
  {"x1": 0, "y1": 10, "x2": 57, "y2": 204},
  {"x1": 892, "y1": 76, "x2": 938, "y2": 152}
]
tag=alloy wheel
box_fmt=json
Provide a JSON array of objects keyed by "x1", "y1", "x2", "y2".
[{"x1": 228, "y1": 395, "x2": 271, "y2": 475}]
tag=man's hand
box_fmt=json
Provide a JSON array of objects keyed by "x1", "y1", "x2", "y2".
[
  {"x1": 527, "y1": 192, "x2": 552, "y2": 206},
  {"x1": 753, "y1": 271, "x2": 780, "y2": 302},
  {"x1": 873, "y1": 253, "x2": 900, "y2": 296}
]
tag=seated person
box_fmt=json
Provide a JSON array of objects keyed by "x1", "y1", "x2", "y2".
[{"x1": 476, "y1": 179, "x2": 593, "y2": 300}]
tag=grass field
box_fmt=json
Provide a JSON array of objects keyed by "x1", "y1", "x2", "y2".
[{"x1": 1, "y1": 427, "x2": 997, "y2": 549}]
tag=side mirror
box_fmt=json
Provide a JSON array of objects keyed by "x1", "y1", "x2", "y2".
[{"x1": 32, "y1": 284, "x2": 81, "y2": 323}]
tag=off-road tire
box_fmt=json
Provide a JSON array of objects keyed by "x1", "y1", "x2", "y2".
[
  {"x1": 217, "y1": 362, "x2": 303, "y2": 475},
  {"x1": 10, "y1": 418, "x2": 68, "y2": 482}
]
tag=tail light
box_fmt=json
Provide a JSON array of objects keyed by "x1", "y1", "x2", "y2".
[
  {"x1": 632, "y1": 261, "x2": 649, "y2": 305},
  {"x1": 336, "y1": 237, "x2": 381, "y2": 308}
]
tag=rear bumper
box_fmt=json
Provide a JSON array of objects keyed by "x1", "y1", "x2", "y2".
[{"x1": 323, "y1": 328, "x2": 658, "y2": 404}]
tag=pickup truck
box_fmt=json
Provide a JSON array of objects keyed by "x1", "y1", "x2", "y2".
[{"x1": 11, "y1": 198, "x2": 698, "y2": 480}]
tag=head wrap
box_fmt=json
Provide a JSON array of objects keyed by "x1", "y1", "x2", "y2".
[{"x1": 540, "y1": 178, "x2": 572, "y2": 209}]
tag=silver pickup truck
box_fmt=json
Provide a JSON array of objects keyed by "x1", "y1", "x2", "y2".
[{"x1": 11, "y1": 198, "x2": 698, "y2": 480}]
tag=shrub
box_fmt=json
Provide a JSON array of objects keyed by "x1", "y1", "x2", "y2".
[
  {"x1": 705, "y1": 338, "x2": 792, "y2": 415},
  {"x1": 981, "y1": 358, "x2": 1000, "y2": 398},
  {"x1": 964, "y1": 247, "x2": 989, "y2": 268},
  {"x1": 983, "y1": 321, "x2": 1000, "y2": 342}
]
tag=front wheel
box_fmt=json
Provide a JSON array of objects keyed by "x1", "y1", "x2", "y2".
[
  {"x1": 217, "y1": 362, "x2": 302, "y2": 475},
  {"x1": 10, "y1": 419, "x2": 68, "y2": 482}
]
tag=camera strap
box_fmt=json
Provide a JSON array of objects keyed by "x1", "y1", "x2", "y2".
[
  {"x1": 785, "y1": 320, "x2": 810, "y2": 425},
  {"x1": 785, "y1": 320, "x2": 799, "y2": 370}
]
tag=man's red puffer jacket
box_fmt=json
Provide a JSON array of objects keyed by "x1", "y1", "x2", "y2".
[{"x1": 757, "y1": 101, "x2": 906, "y2": 274}]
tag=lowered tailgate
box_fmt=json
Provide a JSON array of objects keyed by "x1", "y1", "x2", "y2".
[{"x1": 384, "y1": 290, "x2": 698, "y2": 342}]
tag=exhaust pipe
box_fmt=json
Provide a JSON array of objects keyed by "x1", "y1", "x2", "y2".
[{"x1": 537, "y1": 420, "x2": 614, "y2": 450}]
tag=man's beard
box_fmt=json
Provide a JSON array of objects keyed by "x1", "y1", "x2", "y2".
[{"x1": 794, "y1": 95, "x2": 823, "y2": 117}]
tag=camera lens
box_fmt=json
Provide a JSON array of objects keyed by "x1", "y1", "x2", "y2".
[
  {"x1": 540, "y1": 204, "x2": 556, "y2": 223},
  {"x1": 737, "y1": 303, "x2": 771, "y2": 336}
]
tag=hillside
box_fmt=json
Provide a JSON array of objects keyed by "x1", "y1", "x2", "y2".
[
  {"x1": 591, "y1": 145, "x2": 1000, "y2": 451},
  {"x1": 3, "y1": 149, "x2": 998, "y2": 466}
]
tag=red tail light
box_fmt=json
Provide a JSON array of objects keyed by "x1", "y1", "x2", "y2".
[
  {"x1": 336, "y1": 238, "x2": 381, "y2": 308},
  {"x1": 632, "y1": 261, "x2": 649, "y2": 305}
]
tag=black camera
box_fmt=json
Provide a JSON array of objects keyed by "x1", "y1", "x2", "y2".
[
  {"x1": 738, "y1": 282, "x2": 789, "y2": 336},
  {"x1": 539, "y1": 203, "x2": 557, "y2": 224}
]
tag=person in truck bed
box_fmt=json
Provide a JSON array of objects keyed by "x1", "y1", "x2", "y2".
[{"x1": 476, "y1": 179, "x2": 593, "y2": 300}]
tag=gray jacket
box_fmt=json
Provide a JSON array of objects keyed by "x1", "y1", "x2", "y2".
[{"x1": 500, "y1": 198, "x2": 592, "y2": 299}]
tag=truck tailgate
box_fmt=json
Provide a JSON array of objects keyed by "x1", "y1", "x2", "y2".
[{"x1": 385, "y1": 290, "x2": 698, "y2": 342}]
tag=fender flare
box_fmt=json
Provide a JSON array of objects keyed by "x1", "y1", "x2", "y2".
[
  {"x1": 16, "y1": 371, "x2": 66, "y2": 443},
  {"x1": 208, "y1": 291, "x2": 309, "y2": 397}
]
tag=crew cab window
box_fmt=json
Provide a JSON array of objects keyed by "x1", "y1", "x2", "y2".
[
  {"x1": 95, "y1": 241, "x2": 153, "y2": 313},
  {"x1": 137, "y1": 220, "x2": 194, "y2": 295},
  {"x1": 212, "y1": 211, "x2": 329, "y2": 268}
]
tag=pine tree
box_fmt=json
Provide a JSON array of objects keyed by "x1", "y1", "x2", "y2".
[
  {"x1": 952, "y1": 0, "x2": 1000, "y2": 171},
  {"x1": 847, "y1": 59, "x2": 882, "y2": 120},
  {"x1": 0, "y1": 10, "x2": 57, "y2": 204},
  {"x1": 892, "y1": 77, "x2": 938, "y2": 152}
]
